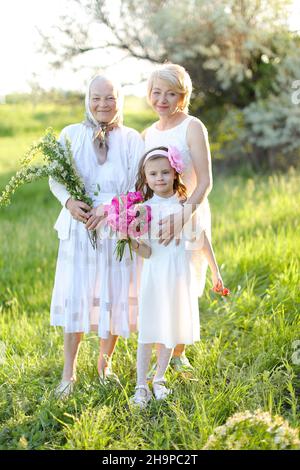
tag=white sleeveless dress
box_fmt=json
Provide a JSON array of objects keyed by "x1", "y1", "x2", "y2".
[
  {"x1": 138, "y1": 193, "x2": 201, "y2": 348},
  {"x1": 50, "y1": 123, "x2": 144, "y2": 338},
  {"x1": 144, "y1": 116, "x2": 211, "y2": 297}
]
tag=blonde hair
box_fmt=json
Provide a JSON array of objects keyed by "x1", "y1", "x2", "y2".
[
  {"x1": 85, "y1": 75, "x2": 124, "y2": 126},
  {"x1": 147, "y1": 63, "x2": 193, "y2": 113},
  {"x1": 135, "y1": 147, "x2": 187, "y2": 201}
]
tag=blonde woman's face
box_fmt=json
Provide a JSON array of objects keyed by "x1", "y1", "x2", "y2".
[
  {"x1": 89, "y1": 79, "x2": 118, "y2": 124},
  {"x1": 150, "y1": 79, "x2": 183, "y2": 117}
]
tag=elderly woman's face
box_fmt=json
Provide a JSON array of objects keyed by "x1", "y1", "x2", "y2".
[
  {"x1": 89, "y1": 79, "x2": 118, "y2": 124},
  {"x1": 150, "y1": 79, "x2": 183, "y2": 117}
]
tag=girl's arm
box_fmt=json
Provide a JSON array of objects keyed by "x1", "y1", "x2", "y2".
[
  {"x1": 201, "y1": 232, "x2": 224, "y2": 291},
  {"x1": 131, "y1": 239, "x2": 152, "y2": 259}
]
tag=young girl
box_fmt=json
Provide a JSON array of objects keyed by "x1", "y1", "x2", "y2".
[{"x1": 129, "y1": 146, "x2": 228, "y2": 408}]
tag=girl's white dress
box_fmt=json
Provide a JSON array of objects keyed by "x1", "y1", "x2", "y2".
[
  {"x1": 138, "y1": 194, "x2": 202, "y2": 348},
  {"x1": 49, "y1": 123, "x2": 144, "y2": 338},
  {"x1": 144, "y1": 115, "x2": 211, "y2": 298}
]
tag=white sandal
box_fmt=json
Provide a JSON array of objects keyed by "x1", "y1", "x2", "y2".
[
  {"x1": 153, "y1": 381, "x2": 172, "y2": 400},
  {"x1": 98, "y1": 368, "x2": 121, "y2": 386},
  {"x1": 130, "y1": 385, "x2": 153, "y2": 409},
  {"x1": 54, "y1": 380, "x2": 75, "y2": 399}
]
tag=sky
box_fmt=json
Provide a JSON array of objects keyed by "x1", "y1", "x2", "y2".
[
  {"x1": 0, "y1": 0, "x2": 153, "y2": 97},
  {"x1": 0, "y1": 0, "x2": 299, "y2": 97}
]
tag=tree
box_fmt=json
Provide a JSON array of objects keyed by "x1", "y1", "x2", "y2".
[
  {"x1": 42, "y1": 0, "x2": 293, "y2": 103},
  {"x1": 41, "y1": 0, "x2": 300, "y2": 170},
  {"x1": 242, "y1": 50, "x2": 300, "y2": 170}
]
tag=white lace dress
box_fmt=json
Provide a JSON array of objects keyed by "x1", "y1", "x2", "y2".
[
  {"x1": 144, "y1": 116, "x2": 211, "y2": 297},
  {"x1": 138, "y1": 194, "x2": 202, "y2": 348},
  {"x1": 50, "y1": 123, "x2": 144, "y2": 337}
]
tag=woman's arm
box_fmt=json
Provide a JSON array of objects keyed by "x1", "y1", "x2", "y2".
[
  {"x1": 49, "y1": 176, "x2": 91, "y2": 223},
  {"x1": 158, "y1": 118, "x2": 213, "y2": 246},
  {"x1": 131, "y1": 239, "x2": 152, "y2": 259},
  {"x1": 201, "y1": 232, "x2": 223, "y2": 290},
  {"x1": 49, "y1": 127, "x2": 72, "y2": 207},
  {"x1": 49, "y1": 126, "x2": 92, "y2": 223},
  {"x1": 183, "y1": 118, "x2": 213, "y2": 223},
  {"x1": 49, "y1": 176, "x2": 71, "y2": 207}
]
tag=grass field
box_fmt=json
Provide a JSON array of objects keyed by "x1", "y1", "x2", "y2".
[{"x1": 0, "y1": 100, "x2": 299, "y2": 450}]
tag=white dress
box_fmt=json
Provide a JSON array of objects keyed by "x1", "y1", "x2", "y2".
[
  {"x1": 50, "y1": 123, "x2": 144, "y2": 338},
  {"x1": 138, "y1": 194, "x2": 202, "y2": 348},
  {"x1": 144, "y1": 116, "x2": 211, "y2": 297}
]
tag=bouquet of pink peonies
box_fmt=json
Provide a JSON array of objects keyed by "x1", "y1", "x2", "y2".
[{"x1": 104, "y1": 191, "x2": 152, "y2": 261}]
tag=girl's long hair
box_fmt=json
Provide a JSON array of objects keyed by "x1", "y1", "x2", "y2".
[{"x1": 135, "y1": 146, "x2": 187, "y2": 201}]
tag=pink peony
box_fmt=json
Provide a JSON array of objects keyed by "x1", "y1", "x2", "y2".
[
  {"x1": 127, "y1": 204, "x2": 152, "y2": 238},
  {"x1": 168, "y1": 146, "x2": 184, "y2": 174},
  {"x1": 105, "y1": 192, "x2": 152, "y2": 259},
  {"x1": 110, "y1": 196, "x2": 120, "y2": 213},
  {"x1": 125, "y1": 191, "x2": 143, "y2": 207}
]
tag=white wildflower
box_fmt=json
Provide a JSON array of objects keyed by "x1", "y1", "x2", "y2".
[{"x1": 203, "y1": 409, "x2": 300, "y2": 450}]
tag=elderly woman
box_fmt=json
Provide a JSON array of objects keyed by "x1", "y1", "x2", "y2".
[
  {"x1": 49, "y1": 75, "x2": 144, "y2": 396},
  {"x1": 143, "y1": 63, "x2": 213, "y2": 372}
]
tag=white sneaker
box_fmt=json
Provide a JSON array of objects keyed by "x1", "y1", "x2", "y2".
[
  {"x1": 153, "y1": 381, "x2": 172, "y2": 400},
  {"x1": 130, "y1": 385, "x2": 153, "y2": 409},
  {"x1": 54, "y1": 380, "x2": 75, "y2": 399}
]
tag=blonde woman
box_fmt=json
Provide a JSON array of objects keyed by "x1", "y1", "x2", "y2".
[
  {"x1": 50, "y1": 75, "x2": 144, "y2": 396},
  {"x1": 143, "y1": 63, "x2": 213, "y2": 372}
]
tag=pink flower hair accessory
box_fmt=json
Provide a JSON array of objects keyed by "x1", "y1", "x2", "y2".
[
  {"x1": 167, "y1": 146, "x2": 184, "y2": 174},
  {"x1": 143, "y1": 146, "x2": 184, "y2": 174}
]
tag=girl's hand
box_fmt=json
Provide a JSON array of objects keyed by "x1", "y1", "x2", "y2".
[
  {"x1": 157, "y1": 210, "x2": 184, "y2": 247},
  {"x1": 66, "y1": 198, "x2": 91, "y2": 223},
  {"x1": 130, "y1": 238, "x2": 140, "y2": 250},
  {"x1": 118, "y1": 231, "x2": 128, "y2": 240},
  {"x1": 85, "y1": 205, "x2": 107, "y2": 230}
]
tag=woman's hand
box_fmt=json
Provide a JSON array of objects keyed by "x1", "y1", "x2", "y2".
[
  {"x1": 212, "y1": 275, "x2": 224, "y2": 294},
  {"x1": 85, "y1": 204, "x2": 107, "y2": 230},
  {"x1": 66, "y1": 198, "x2": 91, "y2": 223},
  {"x1": 157, "y1": 210, "x2": 185, "y2": 246},
  {"x1": 212, "y1": 275, "x2": 230, "y2": 296}
]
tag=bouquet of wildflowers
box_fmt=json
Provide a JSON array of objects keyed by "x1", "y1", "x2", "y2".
[
  {"x1": 104, "y1": 191, "x2": 152, "y2": 261},
  {"x1": 0, "y1": 128, "x2": 97, "y2": 248}
]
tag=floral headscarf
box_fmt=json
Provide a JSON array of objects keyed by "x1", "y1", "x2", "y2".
[{"x1": 83, "y1": 75, "x2": 124, "y2": 164}]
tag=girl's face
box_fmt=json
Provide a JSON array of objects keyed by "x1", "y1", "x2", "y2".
[
  {"x1": 89, "y1": 78, "x2": 118, "y2": 124},
  {"x1": 150, "y1": 78, "x2": 183, "y2": 117},
  {"x1": 144, "y1": 157, "x2": 176, "y2": 198}
]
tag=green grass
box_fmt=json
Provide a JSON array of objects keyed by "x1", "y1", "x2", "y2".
[
  {"x1": 0, "y1": 97, "x2": 155, "y2": 136},
  {"x1": 0, "y1": 102, "x2": 299, "y2": 450}
]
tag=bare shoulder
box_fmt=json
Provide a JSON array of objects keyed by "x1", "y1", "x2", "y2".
[
  {"x1": 141, "y1": 128, "x2": 148, "y2": 140},
  {"x1": 141, "y1": 120, "x2": 159, "y2": 140},
  {"x1": 187, "y1": 117, "x2": 208, "y2": 141}
]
